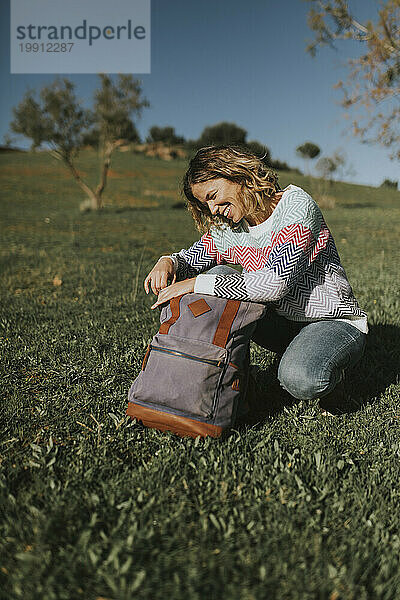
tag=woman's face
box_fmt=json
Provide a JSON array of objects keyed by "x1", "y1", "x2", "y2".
[{"x1": 191, "y1": 178, "x2": 245, "y2": 224}]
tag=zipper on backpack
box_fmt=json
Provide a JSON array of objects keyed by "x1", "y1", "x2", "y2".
[
  {"x1": 150, "y1": 345, "x2": 225, "y2": 368},
  {"x1": 206, "y1": 359, "x2": 230, "y2": 419}
]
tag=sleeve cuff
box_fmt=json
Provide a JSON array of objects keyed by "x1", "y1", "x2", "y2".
[
  {"x1": 160, "y1": 255, "x2": 178, "y2": 273},
  {"x1": 194, "y1": 274, "x2": 217, "y2": 295}
]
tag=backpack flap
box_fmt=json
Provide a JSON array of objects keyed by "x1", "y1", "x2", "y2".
[{"x1": 159, "y1": 293, "x2": 267, "y2": 345}]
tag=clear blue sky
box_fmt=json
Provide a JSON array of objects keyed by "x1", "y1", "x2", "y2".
[{"x1": 0, "y1": 0, "x2": 398, "y2": 186}]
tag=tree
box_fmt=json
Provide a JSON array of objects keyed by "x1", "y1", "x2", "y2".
[
  {"x1": 244, "y1": 140, "x2": 272, "y2": 164},
  {"x1": 10, "y1": 74, "x2": 149, "y2": 210},
  {"x1": 197, "y1": 122, "x2": 247, "y2": 147},
  {"x1": 305, "y1": 0, "x2": 400, "y2": 160},
  {"x1": 83, "y1": 121, "x2": 140, "y2": 149},
  {"x1": 189, "y1": 123, "x2": 291, "y2": 170},
  {"x1": 296, "y1": 141, "x2": 321, "y2": 160},
  {"x1": 296, "y1": 141, "x2": 321, "y2": 173},
  {"x1": 2, "y1": 133, "x2": 16, "y2": 148},
  {"x1": 380, "y1": 178, "x2": 398, "y2": 189},
  {"x1": 316, "y1": 150, "x2": 347, "y2": 182},
  {"x1": 146, "y1": 126, "x2": 184, "y2": 145},
  {"x1": 316, "y1": 156, "x2": 337, "y2": 181}
]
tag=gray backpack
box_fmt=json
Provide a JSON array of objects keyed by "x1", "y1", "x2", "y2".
[{"x1": 126, "y1": 293, "x2": 267, "y2": 438}]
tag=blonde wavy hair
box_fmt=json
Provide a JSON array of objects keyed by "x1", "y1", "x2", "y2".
[{"x1": 182, "y1": 145, "x2": 281, "y2": 233}]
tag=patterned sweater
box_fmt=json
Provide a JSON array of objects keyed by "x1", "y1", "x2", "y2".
[{"x1": 169, "y1": 185, "x2": 368, "y2": 333}]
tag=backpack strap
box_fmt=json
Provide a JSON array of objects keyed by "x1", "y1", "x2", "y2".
[
  {"x1": 159, "y1": 294, "x2": 185, "y2": 334},
  {"x1": 212, "y1": 300, "x2": 240, "y2": 348}
]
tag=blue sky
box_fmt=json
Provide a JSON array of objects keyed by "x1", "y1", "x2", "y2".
[{"x1": 0, "y1": 0, "x2": 398, "y2": 187}]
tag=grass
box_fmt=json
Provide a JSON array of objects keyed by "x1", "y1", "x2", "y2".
[{"x1": 1, "y1": 149, "x2": 400, "y2": 600}]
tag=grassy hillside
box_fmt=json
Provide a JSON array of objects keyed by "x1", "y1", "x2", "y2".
[{"x1": 1, "y1": 149, "x2": 400, "y2": 600}]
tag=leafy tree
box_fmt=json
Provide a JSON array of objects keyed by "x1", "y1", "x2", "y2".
[
  {"x1": 296, "y1": 142, "x2": 321, "y2": 160},
  {"x1": 244, "y1": 140, "x2": 272, "y2": 164},
  {"x1": 316, "y1": 150, "x2": 347, "y2": 183},
  {"x1": 88, "y1": 74, "x2": 148, "y2": 209},
  {"x1": 269, "y1": 158, "x2": 294, "y2": 172},
  {"x1": 296, "y1": 141, "x2": 321, "y2": 173},
  {"x1": 380, "y1": 178, "x2": 398, "y2": 189},
  {"x1": 146, "y1": 126, "x2": 184, "y2": 145},
  {"x1": 197, "y1": 122, "x2": 247, "y2": 147},
  {"x1": 188, "y1": 123, "x2": 291, "y2": 171},
  {"x1": 83, "y1": 121, "x2": 140, "y2": 149},
  {"x1": 81, "y1": 127, "x2": 101, "y2": 149},
  {"x1": 305, "y1": 0, "x2": 400, "y2": 159},
  {"x1": 10, "y1": 74, "x2": 149, "y2": 210}
]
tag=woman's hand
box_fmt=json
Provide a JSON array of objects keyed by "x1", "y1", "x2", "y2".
[
  {"x1": 144, "y1": 257, "x2": 176, "y2": 295},
  {"x1": 151, "y1": 278, "x2": 196, "y2": 309}
]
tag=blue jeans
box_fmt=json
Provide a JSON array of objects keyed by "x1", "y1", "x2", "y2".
[{"x1": 207, "y1": 266, "x2": 367, "y2": 400}]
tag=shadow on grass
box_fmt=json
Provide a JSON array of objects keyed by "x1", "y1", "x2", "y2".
[
  {"x1": 355, "y1": 323, "x2": 400, "y2": 401},
  {"x1": 237, "y1": 323, "x2": 400, "y2": 428},
  {"x1": 235, "y1": 358, "x2": 295, "y2": 430}
]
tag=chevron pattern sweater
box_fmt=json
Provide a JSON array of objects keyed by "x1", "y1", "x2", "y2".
[{"x1": 170, "y1": 185, "x2": 368, "y2": 333}]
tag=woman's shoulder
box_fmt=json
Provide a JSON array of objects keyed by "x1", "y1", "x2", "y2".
[
  {"x1": 280, "y1": 184, "x2": 315, "y2": 205},
  {"x1": 273, "y1": 185, "x2": 325, "y2": 235},
  {"x1": 277, "y1": 184, "x2": 321, "y2": 216}
]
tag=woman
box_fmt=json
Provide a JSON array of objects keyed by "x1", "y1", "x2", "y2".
[{"x1": 144, "y1": 145, "x2": 367, "y2": 414}]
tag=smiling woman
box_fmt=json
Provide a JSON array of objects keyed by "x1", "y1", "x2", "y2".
[
  {"x1": 183, "y1": 147, "x2": 282, "y2": 231},
  {"x1": 191, "y1": 179, "x2": 244, "y2": 223},
  {"x1": 190, "y1": 177, "x2": 283, "y2": 226},
  {"x1": 143, "y1": 145, "x2": 368, "y2": 416}
]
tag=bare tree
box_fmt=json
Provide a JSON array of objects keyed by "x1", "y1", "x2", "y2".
[
  {"x1": 316, "y1": 150, "x2": 349, "y2": 183},
  {"x1": 306, "y1": 0, "x2": 400, "y2": 160}
]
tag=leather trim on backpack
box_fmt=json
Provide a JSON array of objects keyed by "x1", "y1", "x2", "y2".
[
  {"x1": 141, "y1": 344, "x2": 151, "y2": 371},
  {"x1": 126, "y1": 403, "x2": 223, "y2": 438},
  {"x1": 188, "y1": 298, "x2": 212, "y2": 317},
  {"x1": 212, "y1": 300, "x2": 241, "y2": 348},
  {"x1": 159, "y1": 294, "x2": 185, "y2": 334}
]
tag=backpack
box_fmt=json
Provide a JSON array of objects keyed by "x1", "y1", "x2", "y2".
[{"x1": 126, "y1": 293, "x2": 267, "y2": 438}]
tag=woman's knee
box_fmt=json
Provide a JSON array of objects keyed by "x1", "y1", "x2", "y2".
[
  {"x1": 277, "y1": 357, "x2": 335, "y2": 401},
  {"x1": 277, "y1": 322, "x2": 366, "y2": 401}
]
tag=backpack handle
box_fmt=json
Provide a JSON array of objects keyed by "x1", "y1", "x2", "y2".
[
  {"x1": 212, "y1": 300, "x2": 240, "y2": 348},
  {"x1": 159, "y1": 294, "x2": 186, "y2": 334}
]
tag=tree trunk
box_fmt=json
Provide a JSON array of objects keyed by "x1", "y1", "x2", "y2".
[
  {"x1": 94, "y1": 139, "x2": 124, "y2": 208},
  {"x1": 64, "y1": 139, "x2": 124, "y2": 210},
  {"x1": 94, "y1": 142, "x2": 112, "y2": 208},
  {"x1": 64, "y1": 156, "x2": 101, "y2": 210}
]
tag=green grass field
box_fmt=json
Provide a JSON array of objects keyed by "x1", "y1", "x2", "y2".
[{"x1": 1, "y1": 149, "x2": 400, "y2": 600}]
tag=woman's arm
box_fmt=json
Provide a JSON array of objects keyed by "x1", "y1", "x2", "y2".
[
  {"x1": 144, "y1": 256, "x2": 177, "y2": 295},
  {"x1": 150, "y1": 276, "x2": 197, "y2": 309},
  {"x1": 169, "y1": 233, "x2": 226, "y2": 281},
  {"x1": 144, "y1": 231, "x2": 225, "y2": 297}
]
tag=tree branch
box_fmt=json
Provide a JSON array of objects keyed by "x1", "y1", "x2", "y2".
[{"x1": 64, "y1": 155, "x2": 97, "y2": 201}]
